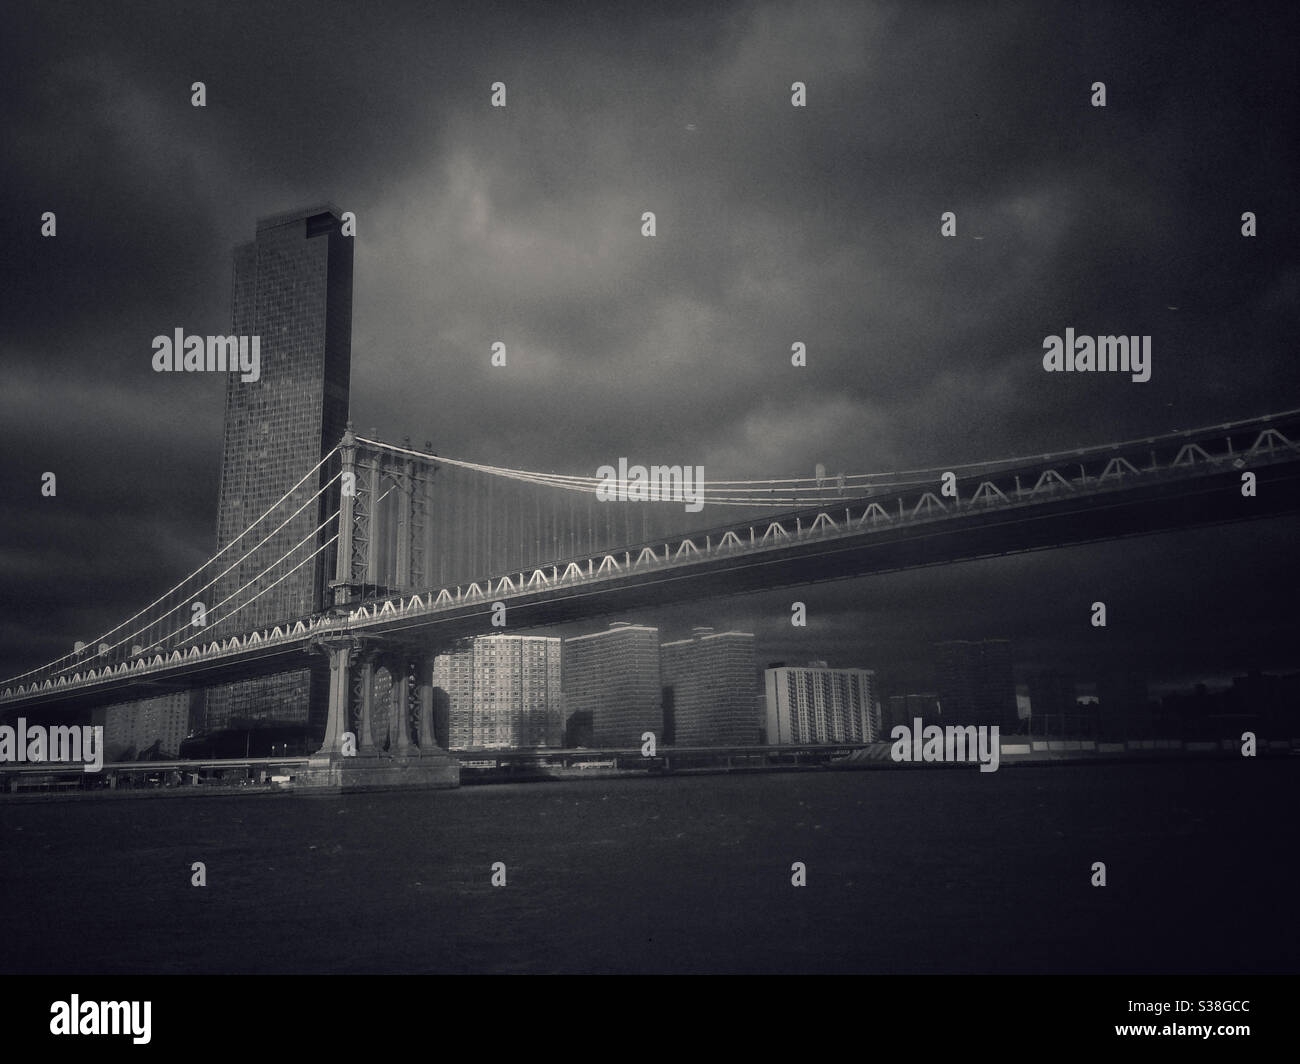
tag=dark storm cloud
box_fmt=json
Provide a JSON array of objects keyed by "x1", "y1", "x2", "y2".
[{"x1": 2, "y1": 0, "x2": 1297, "y2": 694}]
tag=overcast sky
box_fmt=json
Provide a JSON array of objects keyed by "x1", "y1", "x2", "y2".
[{"x1": 3, "y1": 0, "x2": 1298, "y2": 699}]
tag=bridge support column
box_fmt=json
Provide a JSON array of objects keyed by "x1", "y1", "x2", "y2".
[
  {"x1": 417, "y1": 659, "x2": 440, "y2": 755},
  {"x1": 365, "y1": 455, "x2": 382, "y2": 586},
  {"x1": 329, "y1": 424, "x2": 359, "y2": 612},
  {"x1": 356, "y1": 658, "x2": 379, "y2": 756},
  {"x1": 396, "y1": 459, "x2": 412, "y2": 588},
  {"x1": 391, "y1": 657, "x2": 415, "y2": 755},
  {"x1": 316, "y1": 643, "x2": 355, "y2": 758}
]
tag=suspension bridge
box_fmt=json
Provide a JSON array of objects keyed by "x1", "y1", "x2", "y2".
[{"x1": 3, "y1": 408, "x2": 1299, "y2": 785}]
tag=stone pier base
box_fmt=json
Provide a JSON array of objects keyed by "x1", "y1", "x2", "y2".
[{"x1": 294, "y1": 752, "x2": 460, "y2": 793}]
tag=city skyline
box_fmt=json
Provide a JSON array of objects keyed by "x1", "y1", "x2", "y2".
[{"x1": 40, "y1": 594, "x2": 1300, "y2": 760}]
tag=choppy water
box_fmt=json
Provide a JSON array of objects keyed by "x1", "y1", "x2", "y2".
[{"x1": 1, "y1": 762, "x2": 1295, "y2": 973}]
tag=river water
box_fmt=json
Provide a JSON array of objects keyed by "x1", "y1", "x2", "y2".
[{"x1": 1, "y1": 761, "x2": 1294, "y2": 973}]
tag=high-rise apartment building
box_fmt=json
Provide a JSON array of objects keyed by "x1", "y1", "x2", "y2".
[
  {"x1": 563, "y1": 622, "x2": 661, "y2": 747},
  {"x1": 765, "y1": 662, "x2": 878, "y2": 744},
  {"x1": 661, "y1": 628, "x2": 758, "y2": 746},
  {"x1": 103, "y1": 691, "x2": 194, "y2": 760},
  {"x1": 934, "y1": 639, "x2": 1018, "y2": 731},
  {"x1": 432, "y1": 635, "x2": 563, "y2": 750},
  {"x1": 200, "y1": 205, "x2": 353, "y2": 738}
]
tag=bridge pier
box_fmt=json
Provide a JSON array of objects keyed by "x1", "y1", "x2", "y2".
[{"x1": 300, "y1": 631, "x2": 458, "y2": 792}]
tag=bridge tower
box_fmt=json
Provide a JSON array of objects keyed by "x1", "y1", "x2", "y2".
[{"x1": 301, "y1": 424, "x2": 458, "y2": 790}]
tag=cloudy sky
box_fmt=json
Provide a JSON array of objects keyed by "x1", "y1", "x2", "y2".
[{"x1": 3, "y1": 0, "x2": 1298, "y2": 700}]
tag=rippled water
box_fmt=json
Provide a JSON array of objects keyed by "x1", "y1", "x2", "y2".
[{"x1": 1, "y1": 762, "x2": 1295, "y2": 973}]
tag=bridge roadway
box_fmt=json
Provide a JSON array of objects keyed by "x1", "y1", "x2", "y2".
[{"x1": 5, "y1": 411, "x2": 1299, "y2": 718}]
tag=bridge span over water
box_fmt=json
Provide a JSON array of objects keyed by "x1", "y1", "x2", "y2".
[{"x1": 3, "y1": 408, "x2": 1297, "y2": 784}]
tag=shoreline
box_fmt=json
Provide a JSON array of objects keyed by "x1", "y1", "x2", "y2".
[{"x1": 1, "y1": 741, "x2": 1292, "y2": 803}]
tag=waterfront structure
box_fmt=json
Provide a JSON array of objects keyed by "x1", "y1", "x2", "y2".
[
  {"x1": 201, "y1": 205, "x2": 354, "y2": 737},
  {"x1": 661, "y1": 628, "x2": 758, "y2": 746},
  {"x1": 432, "y1": 635, "x2": 563, "y2": 750},
  {"x1": 934, "y1": 639, "x2": 1018, "y2": 731},
  {"x1": 764, "y1": 661, "x2": 878, "y2": 745},
  {"x1": 563, "y1": 622, "x2": 661, "y2": 747}
]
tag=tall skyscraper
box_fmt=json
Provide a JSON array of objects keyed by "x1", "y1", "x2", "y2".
[
  {"x1": 661, "y1": 627, "x2": 758, "y2": 746},
  {"x1": 200, "y1": 205, "x2": 353, "y2": 737},
  {"x1": 432, "y1": 635, "x2": 563, "y2": 750},
  {"x1": 563, "y1": 622, "x2": 661, "y2": 747},
  {"x1": 934, "y1": 639, "x2": 1018, "y2": 731},
  {"x1": 765, "y1": 662, "x2": 878, "y2": 744}
]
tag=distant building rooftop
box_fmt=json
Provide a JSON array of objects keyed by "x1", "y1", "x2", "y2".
[{"x1": 256, "y1": 203, "x2": 344, "y2": 231}]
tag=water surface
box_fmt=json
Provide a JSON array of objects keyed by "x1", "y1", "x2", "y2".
[{"x1": 1, "y1": 762, "x2": 1294, "y2": 973}]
